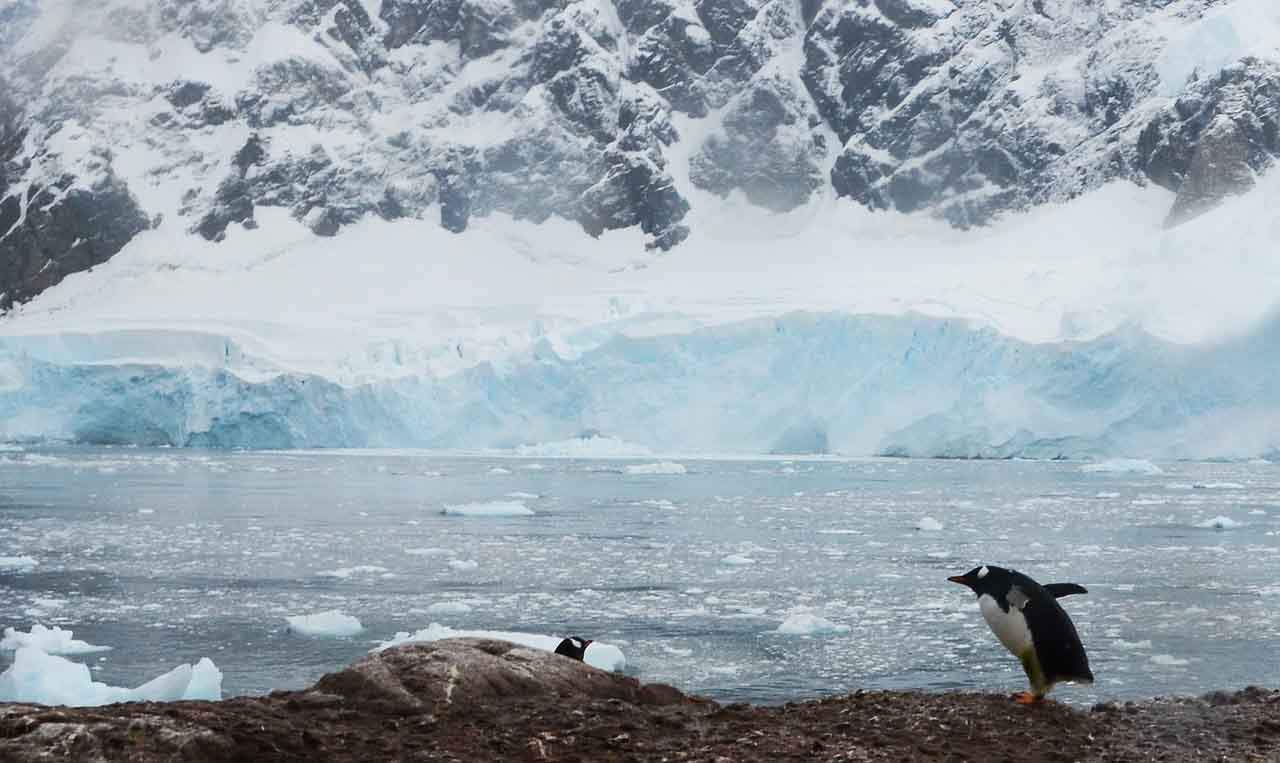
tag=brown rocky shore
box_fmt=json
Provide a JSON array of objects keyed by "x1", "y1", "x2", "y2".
[{"x1": 2, "y1": 638, "x2": 1278, "y2": 762}]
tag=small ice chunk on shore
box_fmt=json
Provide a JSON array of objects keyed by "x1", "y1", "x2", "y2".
[
  {"x1": 0, "y1": 556, "x2": 37, "y2": 571},
  {"x1": 1195, "y1": 516, "x2": 1241, "y2": 529},
  {"x1": 286, "y1": 611, "x2": 364, "y2": 638},
  {"x1": 776, "y1": 613, "x2": 850, "y2": 636},
  {"x1": 441, "y1": 501, "x2": 534, "y2": 517},
  {"x1": 1081, "y1": 459, "x2": 1163, "y2": 475},
  {"x1": 914, "y1": 517, "x2": 944, "y2": 532},
  {"x1": 375, "y1": 623, "x2": 626, "y2": 671},
  {"x1": 625, "y1": 462, "x2": 687, "y2": 475},
  {"x1": 2, "y1": 625, "x2": 112, "y2": 655},
  {"x1": 0, "y1": 648, "x2": 221, "y2": 706}
]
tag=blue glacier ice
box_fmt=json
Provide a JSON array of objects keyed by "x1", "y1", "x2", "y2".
[{"x1": 2, "y1": 312, "x2": 1279, "y2": 458}]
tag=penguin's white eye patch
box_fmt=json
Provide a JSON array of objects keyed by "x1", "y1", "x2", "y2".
[{"x1": 978, "y1": 566, "x2": 989, "y2": 579}]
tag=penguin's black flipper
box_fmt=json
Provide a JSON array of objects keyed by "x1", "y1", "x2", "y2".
[{"x1": 1044, "y1": 583, "x2": 1088, "y2": 598}]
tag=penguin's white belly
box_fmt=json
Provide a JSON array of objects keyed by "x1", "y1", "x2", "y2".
[{"x1": 979, "y1": 594, "x2": 1032, "y2": 656}]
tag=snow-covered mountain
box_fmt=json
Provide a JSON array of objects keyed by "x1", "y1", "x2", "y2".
[{"x1": 1, "y1": 0, "x2": 1279, "y2": 457}]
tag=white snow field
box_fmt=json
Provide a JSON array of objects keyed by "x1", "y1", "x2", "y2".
[
  {"x1": 1, "y1": 166, "x2": 1280, "y2": 458},
  {"x1": 0, "y1": 647, "x2": 222, "y2": 706},
  {"x1": 285, "y1": 611, "x2": 364, "y2": 638},
  {"x1": 1, "y1": 625, "x2": 112, "y2": 655},
  {"x1": 376, "y1": 623, "x2": 627, "y2": 672}
]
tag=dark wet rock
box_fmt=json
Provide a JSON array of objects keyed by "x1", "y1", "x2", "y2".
[{"x1": 0, "y1": 639, "x2": 1277, "y2": 762}]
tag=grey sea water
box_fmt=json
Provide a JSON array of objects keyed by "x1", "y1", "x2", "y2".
[{"x1": 1, "y1": 447, "x2": 1278, "y2": 705}]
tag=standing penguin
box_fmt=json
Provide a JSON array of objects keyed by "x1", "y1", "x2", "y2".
[{"x1": 948, "y1": 565, "x2": 1093, "y2": 703}]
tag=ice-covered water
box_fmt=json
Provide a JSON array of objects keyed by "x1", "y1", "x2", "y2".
[{"x1": 1, "y1": 448, "x2": 1278, "y2": 706}]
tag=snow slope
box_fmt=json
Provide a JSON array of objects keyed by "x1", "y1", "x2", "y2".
[{"x1": 1, "y1": 166, "x2": 1280, "y2": 457}]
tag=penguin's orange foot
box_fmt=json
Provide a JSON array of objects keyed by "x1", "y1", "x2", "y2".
[{"x1": 1012, "y1": 692, "x2": 1043, "y2": 705}]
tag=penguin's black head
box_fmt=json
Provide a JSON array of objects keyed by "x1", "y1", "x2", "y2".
[{"x1": 948, "y1": 565, "x2": 1011, "y2": 595}]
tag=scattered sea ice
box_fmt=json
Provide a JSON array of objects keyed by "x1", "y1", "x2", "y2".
[{"x1": 914, "y1": 517, "x2": 944, "y2": 532}]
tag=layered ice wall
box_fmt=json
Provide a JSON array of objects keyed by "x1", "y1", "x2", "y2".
[{"x1": 3, "y1": 310, "x2": 1279, "y2": 459}]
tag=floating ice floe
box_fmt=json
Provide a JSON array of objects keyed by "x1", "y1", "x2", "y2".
[
  {"x1": 1195, "y1": 516, "x2": 1242, "y2": 529},
  {"x1": 514, "y1": 436, "x2": 652, "y2": 458},
  {"x1": 425, "y1": 601, "x2": 474, "y2": 615},
  {"x1": 318, "y1": 565, "x2": 390, "y2": 579},
  {"x1": 404, "y1": 547, "x2": 449, "y2": 556},
  {"x1": 441, "y1": 500, "x2": 534, "y2": 517},
  {"x1": 448, "y1": 559, "x2": 479, "y2": 571},
  {"x1": 0, "y1": 648, "x2": 222, "y2": 706},
  {"x1": 1150, "y1": 654, "x2": 1189, "y2": 666},
  {"x1": 1192, "y1": 482, "x2": 1245, "y2": 489},
  {"x1": 1, "y1": 625, "x2": 112, "y2": 655},
  {"x1": 0, "y1": 556, "x2": 38, "y2": 571},
  {"x1": 625, "y1": 462, "x2": 687, "y2": 475},
  {"x1": 775, "y1": 613, "x2": 851, "y2": 636},
  {"x1": 374, "y1": 623, "x2": 626, "y2": 672},
  {"x1": 720, "y1": 554, "x2": 756, "y2": 566},
  {"x1": 488, "y1": 467, "x2": 512, "y2": 475},
  {"x1": 1080, "y1": 458, "x2": 1164, "y2": 475},
  {"x1": 286, "y1": 611, "x2": 364, "y2": 638},
  {"x1": 914, "y1": 517, "x2": 944, "y2": 532}
]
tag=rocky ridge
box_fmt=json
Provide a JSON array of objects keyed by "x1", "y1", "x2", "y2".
[
  {"x1": 1, "y1": 0, "x2": 1278, "y2": 310},
  {"x1": 1, "y1": 638, "x2": 1279, "y2": 761}
]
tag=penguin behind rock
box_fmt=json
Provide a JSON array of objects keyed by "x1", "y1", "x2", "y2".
[
  {"x1": 554, "y1": 636, "x2": 593, "y2": 661},
  {"x1": 948, "y1": 565, "x2": 1093, "y2": 703}
]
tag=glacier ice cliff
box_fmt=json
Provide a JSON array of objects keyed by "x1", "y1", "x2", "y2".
[{"x1": 3, "y1": 312, "x2": 1278, "y2": 459}]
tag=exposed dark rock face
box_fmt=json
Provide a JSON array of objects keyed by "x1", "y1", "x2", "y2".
[
  {"x1": 0, "y1": 174, "x2": 151, "y2": 312},
  {"x1": 0, "y1": 1, "x2": 1277, "y2": 309},
  {"x1": 1136, "y1": 59, "x2": 1280, "y2": 226},
  {"x1": 0, "y1": 639, "x2": 1278, "y2": 761}
]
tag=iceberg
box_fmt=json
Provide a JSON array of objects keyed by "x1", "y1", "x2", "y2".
[
  {"x1": 1080, "y1": 459, "x2": 1165, "y2": 475},
  {"x1": 0, "y1": 647, "x2": 222, "y2": 706},
  {"x1": 775, "y1": 614, "x2": 851, "y2": 636},
  {"x1": 441, "y1": 501, "x2": 534, "y2": 517},
  {"x1": 1, "y1": 625, "x2": 112, "y2": 655},
  {"x1": 285, "y1": 611, "x2": 365, "y2": 638},
  {"x1": 374, "y1": 623, "x2": 626, "y2": 672}
]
